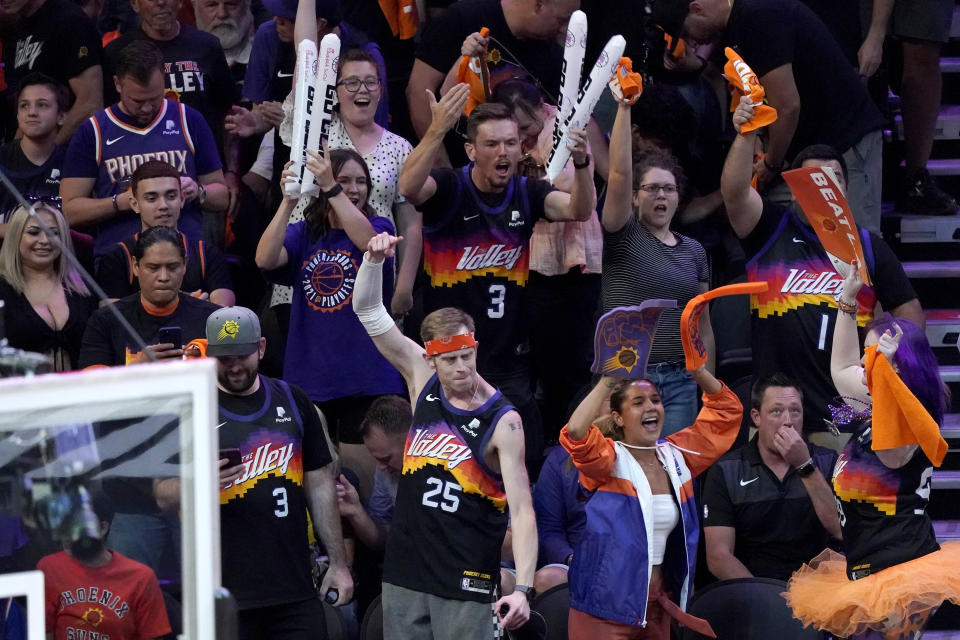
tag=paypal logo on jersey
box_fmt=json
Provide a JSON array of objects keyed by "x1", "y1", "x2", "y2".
[
  {"x1": 276, "y1": 406, "x2": 292, "y2": 423},
  {"x1": 162, "y1": 119, "x2": 182, "y2": 136}
]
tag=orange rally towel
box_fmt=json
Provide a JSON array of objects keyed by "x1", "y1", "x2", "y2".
[
  {"x1": 723, "y1": 47, "x2": 777, "y2": 135},
  {"x1": 378, "y1": 0, "x2": 418, "y2": 39},
  {"x1": 664, "y1": 33, "x2": 686, "y2": 60},
  {"x1": 865, "y1": 344, "x2": 947, "y2": 466},
  {"x1": 609, "y1": 57, "x2": 643, "y2": 105},
  {"x1": 456, "y1": 27, "x2": 490, "y2": 116}
]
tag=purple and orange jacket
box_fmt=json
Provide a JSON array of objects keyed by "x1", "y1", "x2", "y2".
[{"x1": 559, "y1": 384, "x2": 742, "y2": 627}]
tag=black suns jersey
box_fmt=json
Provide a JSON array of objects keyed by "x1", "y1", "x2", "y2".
[{"x1": 383, "y1": 373, "x2": 515, "y2": 602}]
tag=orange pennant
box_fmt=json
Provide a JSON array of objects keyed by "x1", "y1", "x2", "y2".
[
  {"x1": 723, "y1": 48, "x2": 777, "y2": 135},
  {"x1": 681, "y1": 282, "x2": 769, "y2": 371}
]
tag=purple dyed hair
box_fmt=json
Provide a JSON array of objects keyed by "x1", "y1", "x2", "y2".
[{"x1": 865, "y1": 315, "x2": 950, "y2": 424}]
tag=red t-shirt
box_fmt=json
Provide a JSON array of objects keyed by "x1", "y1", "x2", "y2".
[{"x1": 37, "y1": 550, "x2": 171, "y2": 640}]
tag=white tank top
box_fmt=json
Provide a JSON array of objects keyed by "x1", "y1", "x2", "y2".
[{"x1": 649, "y1": 494, "x2": 680, "y2": 565}]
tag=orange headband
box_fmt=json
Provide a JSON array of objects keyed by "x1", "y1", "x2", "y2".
[{"x1": 424, "y1": 332, "x2": 477, "y2": 356}]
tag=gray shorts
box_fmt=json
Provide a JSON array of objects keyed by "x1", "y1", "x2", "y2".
[
  {"x1": 382, "y1": 582, "x2": 500, "y2": 640},
  {"x1": 892, "y1": 0, "x2": 955, "y2": 43}
]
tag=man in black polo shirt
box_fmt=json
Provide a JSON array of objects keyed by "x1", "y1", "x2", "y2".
[{"x1": 700, "y1": 373, "x2": 840, "y2": 581}]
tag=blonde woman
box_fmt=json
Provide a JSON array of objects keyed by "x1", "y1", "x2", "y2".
[{"x1": 0, "y1": 204, "x2": 94, "y2": 370}]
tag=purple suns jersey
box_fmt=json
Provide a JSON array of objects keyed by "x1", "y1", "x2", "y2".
[
  {"x1": 420, "y1": 165, "x2": 555, "y2": 375},
  {"x1": 62, "y1": 99, "x2": 221, "y2": 255}
]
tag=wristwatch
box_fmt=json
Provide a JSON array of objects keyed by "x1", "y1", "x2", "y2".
[
  {"x1": 197, "y1": 183, "x2": 207, "y2": 207},
  {"x1": 513, "y1": 584, "x2": 537, "y2": 602},
  {"x1": 573, "y1": 154, "x2": 591, "y2": 170},
  {"x1": 796, "y1": 458, "x2": 816, "y2": 478},
  {"x1": 323, "y1": 183, "x2": 344, "y2": 199}
]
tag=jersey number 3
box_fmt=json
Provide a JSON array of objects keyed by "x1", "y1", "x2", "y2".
[
  {"x1": 422, "y1": 478, "x2": 462, "y2": 513},
  {"x1": 488, "y1": 284, "x2": 506, "y2": 319},
  {"x1": 273, "y1": 487, "x2": 289, "y2": 518}
]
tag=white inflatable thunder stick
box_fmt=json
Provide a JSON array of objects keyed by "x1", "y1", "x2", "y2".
[
  {"x1": 301, "y1": 33, "x2": 341, "y2": 197},
  {"x1": 286, "y1": 39, "x2": 319, "y2": 197},
  {"x1": 546, "y1": 35, "x2": 625, "y2": 183},
  {"x1": 550, "y1": 10, "x2": 588, "y2": 162}
]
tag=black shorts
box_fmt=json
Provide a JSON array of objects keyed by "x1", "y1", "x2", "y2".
[
  {"x1": 238, "y1": 597, "x2": 326, "y2": 640},
  {"x1": 315, "y1": 394, "x2": 389, "y2": 445}
]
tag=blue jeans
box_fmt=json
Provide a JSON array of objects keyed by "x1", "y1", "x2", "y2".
[
  {"x1": 645, "y1": 363, "x2": 698, "y2": 437},
  {"x1": 107, "y1": 512, "x2": 180, "y2": 578}
]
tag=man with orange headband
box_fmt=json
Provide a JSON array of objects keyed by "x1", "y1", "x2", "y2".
[{"x1": 352, "y1": 231, "x2": 537, "y2": 640}]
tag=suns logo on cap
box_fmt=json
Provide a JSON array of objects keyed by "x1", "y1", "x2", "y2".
[{"x1": 218, "y1": 320, "x2": 240, "y2": 340}]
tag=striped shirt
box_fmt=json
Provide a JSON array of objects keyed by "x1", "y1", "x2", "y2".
[{"x1": 601, "y1": 216, "x2": 709, "y2": 364}]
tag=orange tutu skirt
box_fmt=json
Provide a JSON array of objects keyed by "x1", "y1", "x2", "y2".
[{"x1": 783, "y1": 542, "x2": 960, "y2": 639}]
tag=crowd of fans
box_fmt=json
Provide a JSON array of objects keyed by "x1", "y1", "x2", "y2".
[{"x1": 1, "y1": 0, "x2": 958, "y2": 637}]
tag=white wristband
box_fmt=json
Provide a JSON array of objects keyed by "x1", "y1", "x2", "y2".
[{"x1": 352, "y1": 256, "x2": 395, "y2": 337}]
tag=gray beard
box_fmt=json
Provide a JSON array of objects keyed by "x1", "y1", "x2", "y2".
[{"x1": 200, "y1": 12, "x2": 253, "y2": 53}]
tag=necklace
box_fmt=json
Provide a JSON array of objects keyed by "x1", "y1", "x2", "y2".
[{"x1": 465, "y1": 374, "x2": 480, "y2": 410}]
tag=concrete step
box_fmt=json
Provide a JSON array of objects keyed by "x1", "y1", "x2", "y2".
[
  {"x1": 942, "y1": 365, "x2": 960, "y2": 383},
  {"x1": 943, "y1": 57, "x2": 960, "y2": 73},
  {"x1": 933, "y1": 470, "x2": 960, "y2": 489},
  {"x1": 927, "y1": 310, "x2": 960, "y2": 349},
  {"x1": 945, "y1": 414, "x2": 960, "y2": 440},
  {"x1": 902, "y1": 260, "x2": 960, "y2": 278},
  {"x1": 900, "y1": 158, "x2": 960, "y2": 177},
  {"x1": 935, "y1": 520, "x2": 960, "y2": 542},
  {"x1": 895, "y1": 212, "x2": 960, "y2": 244},
  {"x1": 894, "y1": 105, "x2": 960, "y2": 140}
]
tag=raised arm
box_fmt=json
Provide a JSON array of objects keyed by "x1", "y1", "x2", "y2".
[
  {"x1": 392, "y1": 201, "x2": 422, "y2": 317},
  {"x1": 307, "y1": 147, "x2": 375, "y2": 249},
  {"x1": 255, "y1": 163, "x2": 297, "y2": 270},
  {"x1": 831, "y1": 260, "x2": 870, "y2": 403},
  {"x1": 294, "y1": 0, "x2": 317, "y2": 50},
  {"x1": 566, "y1": 376, "x2": 619, "y2": 441},
  {"x1": 542, "y1": 128, "x2": 595, "y2": 222},
  {"x1": 752, "y1": 65, "x2": 800, "y2": 191},
  {"x1": 492, "y1": 410, "x2": 535, "y2": 631},
  {"x1": 399, "y1": 83, "x2": 470, "y2": 206},
  {"x1": 721, "y1": 97, "x2": 765, "y2": 239},
  {"x1": 602, "y1": 103, "x2": 634, "y2": 233},
  {"x1": 353, "y1": 232, "x2": 434, "y2": 398}
]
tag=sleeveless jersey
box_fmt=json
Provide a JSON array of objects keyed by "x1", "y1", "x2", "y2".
[
  {"x1": 746, "y1": 209, "x2": 879, "y2": 428},
  {"x1": 421, "y1": 165, "x2": 545, "y2": 375},
  {"x1": 832, "y1": 424, "x2": 939, "y2": 579},
  {"x1": 383, "y1": 373, "x2": 515, "y2": 601},
  {"x1": 88, "y1": 100, "x2": 201, "y2": 252},
  {"x1": 217, "y1": 376, "x2": 316, "y2": 608}
]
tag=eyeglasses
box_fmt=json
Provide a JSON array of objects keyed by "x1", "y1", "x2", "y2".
[
  {"x1": 637, "y1": 183, "x2": 678, "y2": 195},
  {"x1": 337, "y1": 77, "x2": 381, "y2": 92}
]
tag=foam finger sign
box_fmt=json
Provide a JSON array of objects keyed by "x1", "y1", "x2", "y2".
[
  {"x1": 680, "y1": 282, "x2": 769, "y2": 371},
  {"x1": 591, "y1": 300, "x2": 677, "y2": 378}
]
